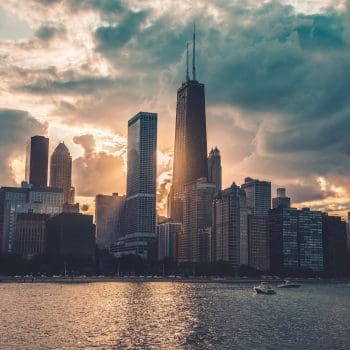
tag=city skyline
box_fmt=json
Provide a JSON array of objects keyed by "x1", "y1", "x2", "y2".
[{"x1": 1, "y1": 1, "x2": 350, "y2": 218}]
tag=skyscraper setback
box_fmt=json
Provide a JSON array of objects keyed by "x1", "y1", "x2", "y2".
[
  {"x1": 169, "y1": 27, "x2": 208, "y2": 222},
  {"x1": 25, "y1": 135, "x2": 49, "y2": 187}
]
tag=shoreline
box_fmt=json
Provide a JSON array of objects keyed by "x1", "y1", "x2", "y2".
[{"x1": 1, "y1": 276, "x2": 350, "y2": 284}]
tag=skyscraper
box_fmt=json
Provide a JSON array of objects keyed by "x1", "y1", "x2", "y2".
[
  {"x1": 179, "y1": 178, "x2": 216, "y2": 263},
  {"x1": 169, "y1": 27, "x2": 208, "y2": 222},
  {"x1": 25, "y1": 136, "x2": 49, "y2": 187},
  {"x1": 298, "y1": 208, "x2": 323, "y2": 272},
  {"x1": 269, "y1": 206, "x2": 299, "y2": 273},
  {"x1": 213, "y1": 183, "x2": 248, "y2": 268},
  {"x1": 50, "y1": 142, "x2": 75, "y2": 204},
  {"x1": 208, "y1": 147, "x2": 222, "y2": 194},
  {"x1": 112, "y1": 112, "x2": 157, "y2": 259},
  {"x1": 272, "y1": 188, "x2": 291, "y2": 209},
  {"x1": 241, "y1": 177, "x2": 271, "y2": 216}
]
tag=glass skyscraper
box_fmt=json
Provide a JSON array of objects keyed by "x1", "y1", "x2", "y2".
[{"x1": 112, "y1": 112, "x2": 157, "y2": 259}]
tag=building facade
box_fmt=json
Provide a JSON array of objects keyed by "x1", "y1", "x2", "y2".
[
  {"x1": 50, "y1": 142, "x2": 75, "y2": 204},
  {"x1": 212, "y1": 183, "x2": 248, "y2": 268},
  {"x1": 14, "y1": 212, "x2": 50, "y2": 259},
  {"x1": 179, "y1": 178, "x2": 216, "y2": 263},
  {"x1": 0, "y1": 185, "x2": 64, "y2": 253},
  {"x1": 112, "y1": 112, "x2": 157, "y2": 259},
  {"x1": 248, "y1": 215, "x2": 270, "y2": 271},
  {"x1": 322, "y1": 214, "x2": 347, "y2": 276},
  {"x1": 25, "y1": 135, "x2": 49, "y2": 187},
  {"x1": 95, "y1": 193, "x2": 125, "y2": 249},
  {"x1": 157, "y1": 222, "x2": 181, "y2": 261},
  {"x1": 46, "y1": 213, "x2": 96, "y2": 259},
  {"x1": 242, "y1": 177, "x2": 271, "y2": 216},
  {"x1": 298, "y1": 208, "x2": 323, "y2": 272},
  {"x1": 269, "y1": 207, "x2": 299, "y2": 273}
]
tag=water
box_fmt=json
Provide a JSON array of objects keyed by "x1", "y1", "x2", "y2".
[{"x1": 0, "y1": 282, "x2": 349, "y2": 349}]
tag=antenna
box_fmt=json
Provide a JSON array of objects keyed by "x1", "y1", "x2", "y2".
[
  {"x1": 186, "y1": 42, "x2": 190, "y2": 82},
  {"x1": 192, "y1": 22, "x2": 196, "y2": 81}
]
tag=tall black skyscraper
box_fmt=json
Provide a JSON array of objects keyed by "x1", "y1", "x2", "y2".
[
  {"x1": 25, "y1": 135, "x2": 49, "y2": 187},
  {"x1": 208, "y1": 147, "x2": 222, "y2": 194},
  {"x1": 169, "y1": 26, "x2": 208, "y2": 221}
]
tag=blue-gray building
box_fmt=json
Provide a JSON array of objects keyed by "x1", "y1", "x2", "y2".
[
  {"x1": 112, "y1": 112, "x2": 157, "y2": 259},
  {"x1": 298, "y1": 208, "x2": 323, "y2": 272},
  {"x1": 269, "y1": 207, "x2": 299, "y2": 273}
]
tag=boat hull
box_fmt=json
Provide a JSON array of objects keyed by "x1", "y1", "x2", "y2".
[{"x1": 254, "y1": 287, "x2": 276, "y2": 295}]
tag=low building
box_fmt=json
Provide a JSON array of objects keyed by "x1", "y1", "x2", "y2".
[
  {"x1": 14, "y1": 212, "x2": 50, "y2": 259},
  {"x1": 46, "y1": 213, "x2": 96, "y2": 260}
]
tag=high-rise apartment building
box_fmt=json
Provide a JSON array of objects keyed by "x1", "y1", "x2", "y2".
[
  {"x1": 272, "y1": 188, "x2": 291, "y2": 209},
  {"x1": 112, "y1": 112, "x2": 157, "y2": 259},
  {"x1": 50, "y1": 142, "x2": 75, "y2": 204},
  {"x1": 157, "y1": 222, "x2": 181, "y2": 261},
  {"x1": 248, "y1": 215, "x2": 270, "y2": 271},
  {"x1": 95, "y1": 193, "x2": 125, "y2": 249},
  {"x1": 298, "y1": 208, "x2": 323, "y2": 272},
  {"x1": 269, "y1": 207, "x2": 299, "y2": 273},
  {"x1": 169, "y1": 28, "x2": 208, "y2": 222},
  {"x1": 25, "y1": 136, "x2": 49, "y2": 187},
  {"x1": 212, "y1": 183, "x2": 248, "y2": 268},
  {"x1": 270, "y1": 207, "x2": 324, "y2": 273},
  {"x1": 242, "y1": 177, "x2": 271, "y2": 216},
  {"x1": 179, "y1": 178, "x2": 216, "y2": 263},
  {"x1": 208, "y1": 147, "x2": 222, "y2": 194},
  {"x1": 322, "y1": 214, "x2": 347, "y2": 276}
]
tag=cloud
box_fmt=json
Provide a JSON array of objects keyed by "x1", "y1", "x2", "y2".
[
  {"x1": 72, "y1": 134, "x2": 126, "y2": 196},
  {"x1": 0, "y1": 109, "x2": 47, "y2": 186},
  {"x1": 1, "y1": 0, "x2": 350, "y2": 216}
]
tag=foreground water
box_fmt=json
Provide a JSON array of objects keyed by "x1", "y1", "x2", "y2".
[{"x1": 0, "y1": 282, "x2": 349, "y2": 349}]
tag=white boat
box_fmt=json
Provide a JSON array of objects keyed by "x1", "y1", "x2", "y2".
[
  {"x1": 254, "y1": 282, "x2": 276, "y2": 295},
  {"x1": 277, "y1": 280, "x2": 301, "y2": 288}
]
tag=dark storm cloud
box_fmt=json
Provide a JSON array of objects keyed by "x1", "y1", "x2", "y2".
[
  {"x1": 35, "y1": 25, "x2": 65, "y2": 41},
  {"x1": 0, "y1": 109, "x2": 47, "y2": 185},
  {"x1": 20, "y1": 76, "x2": 123, "y2": 94},
  {"x1": 95, "y1": 10, "x2": 148, "y2": 51}
]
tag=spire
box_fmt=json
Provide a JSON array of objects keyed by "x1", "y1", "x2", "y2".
[
  {"x1": 192, "y1": 22, "x2": 196, "y2": 81},
  {"x1": 186, "y1": 42, "x2": 190, "y2": 82}
]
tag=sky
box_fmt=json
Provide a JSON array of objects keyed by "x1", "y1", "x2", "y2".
[{"x1": 0, "y1": 0, "x2": 349, "y2": 218}]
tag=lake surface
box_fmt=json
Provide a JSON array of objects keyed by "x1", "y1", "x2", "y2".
[{"x1": 0, "y1": 282, "x2": 349, "y2": 349}]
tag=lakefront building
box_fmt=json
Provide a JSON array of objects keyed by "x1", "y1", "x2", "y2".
[
  {"x1": 212, "y1": 183, "x2": 248, "y2": 268},
  {"x1": 179, "y1": 178, "x2": 216, "y2": 263},
  {"x1": 112, "y1": 112, "x2": 157, "y2": 259}
]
